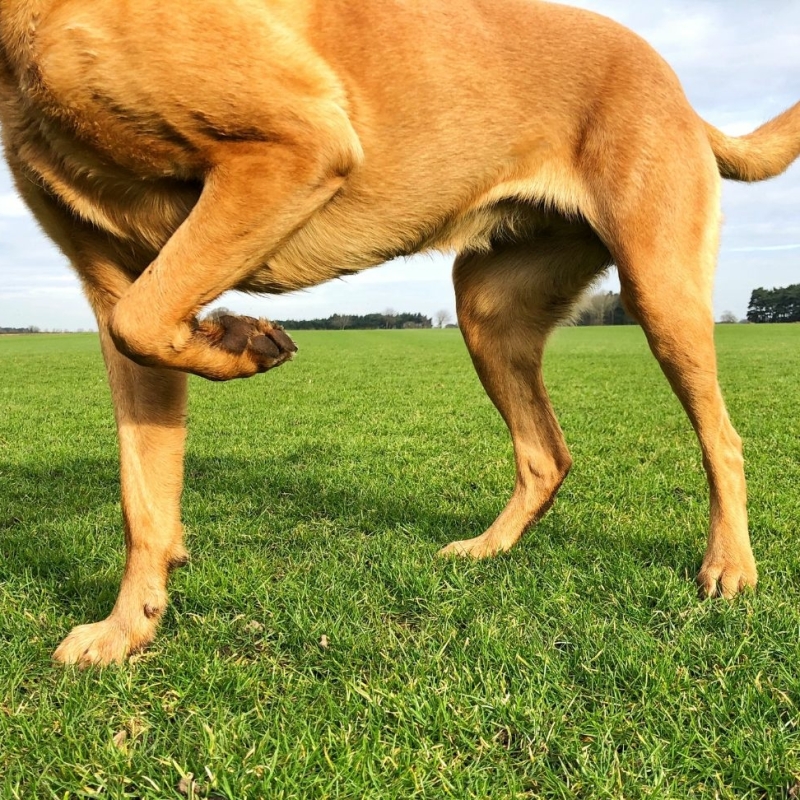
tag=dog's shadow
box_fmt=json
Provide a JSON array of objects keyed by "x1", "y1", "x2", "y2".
[
  {"x1": 1, "y1": 449, "x2": 486, "y2": 605},
  {"x1": 1, "y1": 450, "x2": 703, "y2": 614}
]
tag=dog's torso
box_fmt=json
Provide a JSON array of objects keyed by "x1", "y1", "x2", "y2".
[{"x1": 0, "y1": 0, "x2": 687, "y2": 290}]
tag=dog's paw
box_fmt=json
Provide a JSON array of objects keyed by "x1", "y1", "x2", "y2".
[
  {"x1": 53, "y1": 618, "x2": 149, "y2": 667},
  {"x1": 438, "y1": 533, "x2": 508, "y2": 560},
  {"x1": 697, "y1": 555, "x2": 758, "y2": 599},
  {"x1": 198, "y1": 314, "x2": 297, "y2": 378}
]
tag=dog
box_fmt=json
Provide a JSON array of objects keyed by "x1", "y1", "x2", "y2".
[{"x1": 1, "y1": 0, "x2": 798, "y2": 666}]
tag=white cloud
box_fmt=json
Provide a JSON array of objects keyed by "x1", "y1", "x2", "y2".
[
  {"x1": 728, "y1": 244, "x2": 800, "y2": 253},
  {"x1": 0, "y1": 191, "x2": 30, "y2": 219}
]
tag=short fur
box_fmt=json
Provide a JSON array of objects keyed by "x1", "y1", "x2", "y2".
[{"x1": 1, "y1": 0, "x2": 798, "y2": 665}]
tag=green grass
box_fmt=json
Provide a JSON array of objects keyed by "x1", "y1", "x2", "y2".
[{"x1": 1, "y1": 325, "x2": 799, "y2": 799}]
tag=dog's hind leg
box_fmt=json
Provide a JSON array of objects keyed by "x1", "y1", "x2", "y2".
[
  {"x1": 608, "y1": 151, "x2": 757, "y2": 599},
  {"x1": 440, "y1": 227, "x2": 611, "y2": 558}
]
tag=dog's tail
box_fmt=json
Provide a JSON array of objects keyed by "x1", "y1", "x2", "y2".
[{"x1": 705, "y1": 101, "x2": 800, "y2": 182}]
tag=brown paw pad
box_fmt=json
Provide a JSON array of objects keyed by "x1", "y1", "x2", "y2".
[{"x1": 202, "y1": 314, "x2": 297, "y2": 372}]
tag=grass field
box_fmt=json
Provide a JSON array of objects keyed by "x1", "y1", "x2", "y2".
[{"x1": 1, "y1": 325, "x2": 799, "y2": 799}]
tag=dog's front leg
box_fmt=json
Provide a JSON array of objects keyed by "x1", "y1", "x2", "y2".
[
  {"x1": 53, "y1": 323, "x2": 188, "y2": 666},
  {"x1": 106, "y1": 115, "x2": 361, "y2": 381},
  {"x1": 2, "y1": 162, "x2": 190, "y2": 666}
]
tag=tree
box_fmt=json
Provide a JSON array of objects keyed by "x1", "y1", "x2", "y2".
[
  {"x1": 747, "y1": 284, "x2": 800, "y2": 323},
  {"x1": 273, "y1": 312, "x2": 432, "y2": 330},
  {"x1": 383, "y1": 308, "x2": 397, "y2": 329},
  {"x1": 434, "y1": 309, "x2": 453, "y2": 328},
  {"x1": 204, "y1": 306, "x2": 233, "y2": 322},
  {"x1": 576, "y1": 291, "x2": 617, "y2": 326},
  {"x1": 718, "y1": 310, "x2": 738, "y2": 324},
  {"x1": 330, "y1": 314, "x2": 352, "y2": 330},
  {"x1": 571, "y1": 290, "x2": 637, "y2": 326}
]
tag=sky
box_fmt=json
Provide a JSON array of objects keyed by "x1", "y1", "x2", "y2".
[{"x1": 1, "y1": 0, "x2": 798, "y2": 330}]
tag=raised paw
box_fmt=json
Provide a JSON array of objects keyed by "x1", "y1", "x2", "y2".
[
  {"x1": 198, "y1": 314, "x2": 297, "y2": 379},
  {"x1": 697, "y1": 554, "x2": 758, "y2": 599},
  {"x1": 52, "y1": 617, "x2": 151, "y2": 667}
]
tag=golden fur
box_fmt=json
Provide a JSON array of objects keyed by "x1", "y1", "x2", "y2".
[{"x1": 1, "y1": 0, "x2": 798, "y2": 665}]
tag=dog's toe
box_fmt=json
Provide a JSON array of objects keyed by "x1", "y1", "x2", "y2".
[
  {"x1": 247, "y1": 319, "x2": 297, "y2": 373},
  {"x1": 53, "y1": 618, "x2": 146, "y2": 667},
  {"x1": 697, "y1": 558, "x2": 758, "y2": 599},
  {"x1": 439, "y1": 534, "x2": 504, "y2": 559},
  {"x1": 199, "y1": 314, "x2": 297, "y2": 378}
]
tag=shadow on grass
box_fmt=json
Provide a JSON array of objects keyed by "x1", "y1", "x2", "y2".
[{"x1": 1, "y1": 451, "x2": 705, "y2": 613}]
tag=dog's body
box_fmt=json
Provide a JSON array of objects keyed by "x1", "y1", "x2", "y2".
[{"x1": 1, "y1": 0, "x2": 798, "y2": 665}]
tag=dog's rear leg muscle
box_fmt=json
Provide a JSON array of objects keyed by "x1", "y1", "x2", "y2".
[{"x1": 440, "y1": 233, "x2": 610, "y2": 558}]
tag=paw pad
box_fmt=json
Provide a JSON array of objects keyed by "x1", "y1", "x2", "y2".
[{"x1": 200, "y1": 314, "x2": 297, "y2": 374}]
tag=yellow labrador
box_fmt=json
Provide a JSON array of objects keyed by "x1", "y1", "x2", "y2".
[{"x1": 1, "y1": 0, "x2": 797, "y2": 665}]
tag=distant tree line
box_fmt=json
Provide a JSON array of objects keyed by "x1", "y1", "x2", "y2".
[
  {"x1": 0, "y1": 326, "x2": 41, "y2": 334},
  {"x1": 274, "y1": 311, "x2": 433, "y2": 330},
  {"x1": 572, "y1": 291, "x2": 637, "y2": 326},
  {"x1": 747, "y1": 284, "x2": 800, "y2": 323}
]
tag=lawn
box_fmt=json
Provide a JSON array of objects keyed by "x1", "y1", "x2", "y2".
[{"x1": 1, "y1": 325, "x2": 798, "y2": 799}]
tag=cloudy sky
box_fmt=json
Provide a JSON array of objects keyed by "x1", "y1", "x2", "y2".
[{"x1": 1, "y1": 0, "x2": 798, "y2": 330}]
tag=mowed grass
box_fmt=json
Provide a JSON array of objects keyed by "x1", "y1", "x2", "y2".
[{"x1": 1, "y1": 324, "x2": 799, "y2": 799}]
